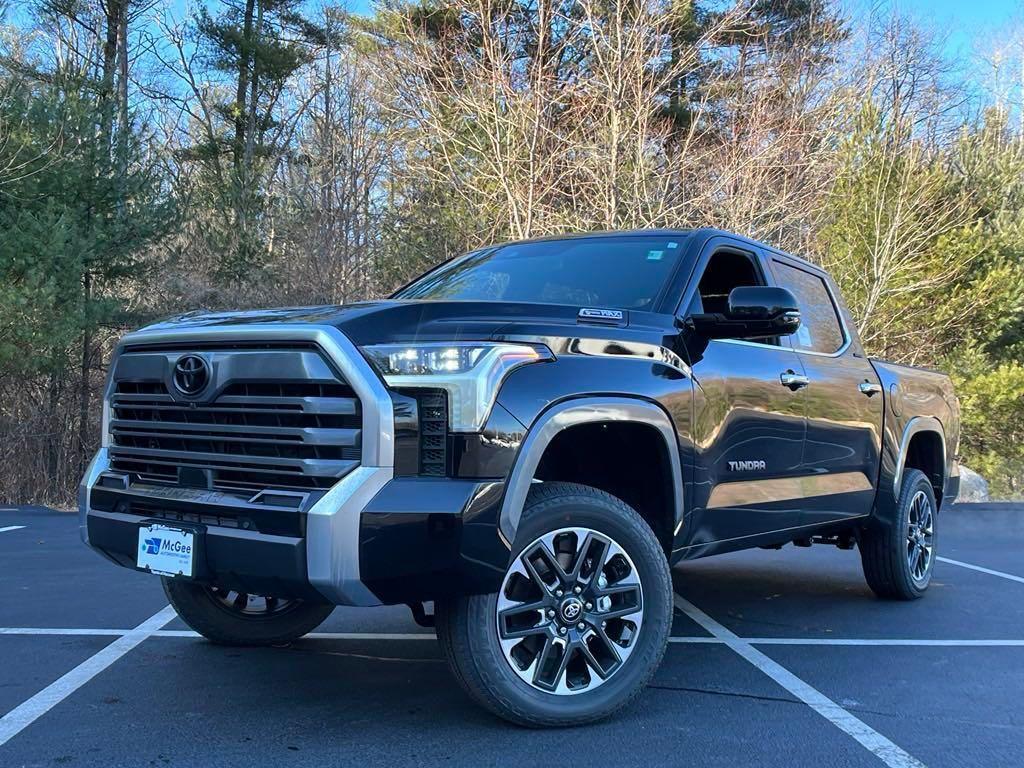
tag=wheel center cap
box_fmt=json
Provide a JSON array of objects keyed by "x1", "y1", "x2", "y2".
[{"x1": 559, "y1": 597, "x2": 584, "y2": 624}]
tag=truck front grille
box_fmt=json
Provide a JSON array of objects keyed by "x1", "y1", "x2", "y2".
[{"x1": 108, "y1": 344, "x2": 362, "y2": 493}]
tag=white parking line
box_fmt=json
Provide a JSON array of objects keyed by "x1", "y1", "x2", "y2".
[
  {"x1": 0, "y1": 526, "x2": 25, "y2": 534},
  {"x1": 938, "y1": 556, "x2": 1024, "y2": 584},
  {"x1": 742, "y1": 637, "x2": 1024, "y2": 646},
  {"x1": 0, "y1": 628, "x2": 125, "y2": 637},
  {"x1": 2, "y1": 626, "x2": 1024, "y2": 648},
  {"x1": 674, "y1": 595, "x2": 927, "y2": 768},
  {"x1": 669, "y1": 636, "x2": 1024, "y2": 647},
  {"x1": 153, "y1": 630, "x2": 439, "y2": 640},
  {"x1": 0, "y1": 605, "x2": 176, "y2": 748}
]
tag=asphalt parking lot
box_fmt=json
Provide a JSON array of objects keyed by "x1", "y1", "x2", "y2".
[{"x1": 1, "y1": 504, "x2": 1022, "y2": 768}]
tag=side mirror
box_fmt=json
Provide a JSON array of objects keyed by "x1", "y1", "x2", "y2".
[{"x1": 684, "y1": 286, "x2": 801, "y2": 340}]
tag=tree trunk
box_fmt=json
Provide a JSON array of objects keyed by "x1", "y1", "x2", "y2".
[
  {"x1": 116, "y1": 2, "x2": 129, "y2": 183},
  {"x1": 45, "y1": 364, "x2": 62, "y2": 494},
  {"x1": 82, "y1": 0, "x2": 124, "y2": 474},
  {"x1": 100, "y1": 0, "x2": 120, "y2": 147},
  {"x1": 77, "y1": 272, "x2": 93, "y2": 476},
  {"x1": 234, "y1": 0, "x2": 258, "y2": 268},
  {"x1": 234, "y1": 0, "x2": 256, "y2": 173}
]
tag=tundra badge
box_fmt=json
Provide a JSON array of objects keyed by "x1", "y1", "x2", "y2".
[{"x1": 728, "y1": 460, "x2": 766, "y2": 471}]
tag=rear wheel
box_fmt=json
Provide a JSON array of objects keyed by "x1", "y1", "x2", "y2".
[
  {"x1": 162, "y1": 577, "x2": 333, "y2": 646},
  {"x1": 860, "y1": 468, "x2": 937, "y2": 600},
  {"x1": 437, "y1": 482, "x2": 673, "y2": 727}
]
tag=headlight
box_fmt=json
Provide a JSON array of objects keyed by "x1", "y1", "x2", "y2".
[{"x1": 360, "y1": 342, "x2": 553, "y2": 431}]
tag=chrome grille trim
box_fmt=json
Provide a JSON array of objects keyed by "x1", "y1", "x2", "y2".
[
  {"x1": 90, "y1": 323, "x2": 396, "y2": 606},
  {"x1": 108, "y1": 346, "x2": 363, "y2": 492},
  {"x1": 104, "y1": 325, "x2": 394, "y2": 469}
]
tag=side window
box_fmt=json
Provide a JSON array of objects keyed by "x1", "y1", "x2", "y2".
[
  {"x1": 691, "y1": 249, "x2": 764, "y2": 314},
  {"x1": 773, "y1": 261, "x2": 845, "y2": 354},
  {"x1": 687, "y1": 248, "x2": 777, "y2": 346}
]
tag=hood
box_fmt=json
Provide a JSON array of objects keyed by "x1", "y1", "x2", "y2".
[{"x1": 138, "y1": 300, "x2": 672, "y2": 347}]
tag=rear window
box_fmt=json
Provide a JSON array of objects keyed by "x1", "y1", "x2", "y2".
[{"x1": 394, "y1": 236, "x2": 688, "y2": 312}]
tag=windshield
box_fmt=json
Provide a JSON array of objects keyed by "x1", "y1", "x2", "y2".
[{"x1": 394, "y1": 235, "x2": 688, "y2": 312}]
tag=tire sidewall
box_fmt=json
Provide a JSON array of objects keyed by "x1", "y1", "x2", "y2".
[
  {"x1": 895, "y1": 470, "x2": 938, "y2": 595},
  {"x1": 162, "y1": 577, "x2": 333, "y2": 645},
  {"x1": 462, "y1": 489, "x2": 672, "y2": 723}
]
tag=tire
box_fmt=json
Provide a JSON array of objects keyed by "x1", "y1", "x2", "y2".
[
  {"x1": 436, "y1": 481, "x2": 673, "y2": 727},
  {"x1": 860, "y1": 468, "x2": 938, "y2": 600},
  {"x1": 162, "y1": 578, "x2": 334, "y2": 646}
]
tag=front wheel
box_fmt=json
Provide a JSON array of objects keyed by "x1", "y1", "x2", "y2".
[
  {"x1": 860, "y1": 468, "x2": 938, "y2": 600},
  {"x1": 162, "y1": 578, "x2": 334, "y2": 646},
  {"x1": 437, "y1": 482, "x2": 673, "y2": 727}
]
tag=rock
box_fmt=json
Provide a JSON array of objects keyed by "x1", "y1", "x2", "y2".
[{"x1": 955, "y1": 465, "x2": 990, "y2": 503}]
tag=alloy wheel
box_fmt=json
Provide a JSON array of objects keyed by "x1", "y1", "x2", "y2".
[
  {"x1": 495, "y1": 527, "x2": 644, "y2": 695},
  {"x1": 906, "y1": 490, "x2": 935, "y2": 583},
  {"x1": 207, "y1": 586, "x2": 298, "y2": 618}
]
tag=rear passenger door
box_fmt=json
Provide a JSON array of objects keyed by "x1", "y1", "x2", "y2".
[{"x1": 769, "y1": 259, "x2": 884, "y2": 525}]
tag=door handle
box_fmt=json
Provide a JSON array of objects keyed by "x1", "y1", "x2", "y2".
[
  {"x1": 858, "y1": 381, "x2": 882, "y2": 396},
  {"x1": 780, "y1": 371, "x2": 810, "y2": 390}
]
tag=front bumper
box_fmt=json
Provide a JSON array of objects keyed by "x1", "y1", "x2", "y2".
[
  {"x1": 80, "y1": 322, "x2": 507, "y2": 607},
  {"x1": 81, "y1": 450, "x2": 507, "y2": 606},
  {"x1": 87, "y1": 507, "x2": 320, "y2": 600}
]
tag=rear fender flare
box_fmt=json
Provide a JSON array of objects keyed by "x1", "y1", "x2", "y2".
[{"x1": 893, "y1": 416, "x2": 946, "y2": 499}]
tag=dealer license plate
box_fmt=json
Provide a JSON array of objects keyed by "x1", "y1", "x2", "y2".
[{"x1": 137, "y1": 524, "x2": 194, "y2": 577}]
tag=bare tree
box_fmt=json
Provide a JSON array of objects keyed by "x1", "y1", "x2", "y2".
[
  {"x1": 375, "y1": 0, "x2": 747, "y2": 253},
  {"x1": 272, "y1": 17, "x2": 398, "y2": 304},
  {"x1": 813, "y1": 12, "x2": 979, "y2": 363}
]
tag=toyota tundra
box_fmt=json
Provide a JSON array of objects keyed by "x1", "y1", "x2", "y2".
[{"x1": 79, "y1": 228, "x2": 960, "y2": 726}]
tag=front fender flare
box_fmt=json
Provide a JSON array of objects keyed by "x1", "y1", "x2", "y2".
[{"x1": 497, "y1": 397, "x2": 684, "y2": 547}]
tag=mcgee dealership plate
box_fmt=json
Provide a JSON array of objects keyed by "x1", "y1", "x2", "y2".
[{"x1": 137, "y1": 523, "x2": 194, "y2": 577}]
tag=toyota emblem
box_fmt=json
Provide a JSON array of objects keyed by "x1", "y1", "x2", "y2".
[
  {"x1": 560, "y1": 599, "x2": 583, "y2": 622},
  {"x1": 173, "y1": 354, "x2": 210, "y2": 396}
]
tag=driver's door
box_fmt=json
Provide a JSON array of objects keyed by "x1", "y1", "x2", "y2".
[{"x1": 678, "y1": 241, "x2": 808, "y2": 550}]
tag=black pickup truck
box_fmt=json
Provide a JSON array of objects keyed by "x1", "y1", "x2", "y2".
[{"x1": 79, "y1": 228, "x2": 960, "y2": 726}]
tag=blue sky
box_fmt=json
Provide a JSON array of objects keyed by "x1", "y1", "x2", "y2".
[
  {"x1": 334, "y1": 0, "x2": 1022, "y2": 95},
  {"x1": 899, "y1": 0, "x2": 1017, "y2": 22},
  {"x1": 344, "y1": 1, "x2": 1022, "y2": 23},
  {"x1": 895, "y1": 0, "x2": 1021, "y2": 57},
  {"x1": 339, "y1": 1, "x2": 1023, "y2": 45},
  {"x1": 150, "y1": 0, "x2": 1024, "y2": 42}
]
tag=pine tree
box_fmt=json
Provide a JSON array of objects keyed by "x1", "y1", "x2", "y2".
[
  {"x1": 191, "y1": 0, "x2": 322, "y2": 282},
  {"x1": 0, "y1": 1, "x2": 173, "y2": 495}
]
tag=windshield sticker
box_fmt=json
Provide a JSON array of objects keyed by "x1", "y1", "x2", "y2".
[
  {"x1": 667, "y1": 241, "x2": 678, "y2": 248},
  {"x1": 647, "y1": 250, "x2": 664, "y2": 261}
]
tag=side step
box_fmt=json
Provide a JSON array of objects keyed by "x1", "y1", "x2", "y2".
[
  {"x1": 794, "y1": 534, "x2": 856, "y2": 550},
  {"x1": 762, "y1": 533, "x2": 857, "y2": 551}
]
